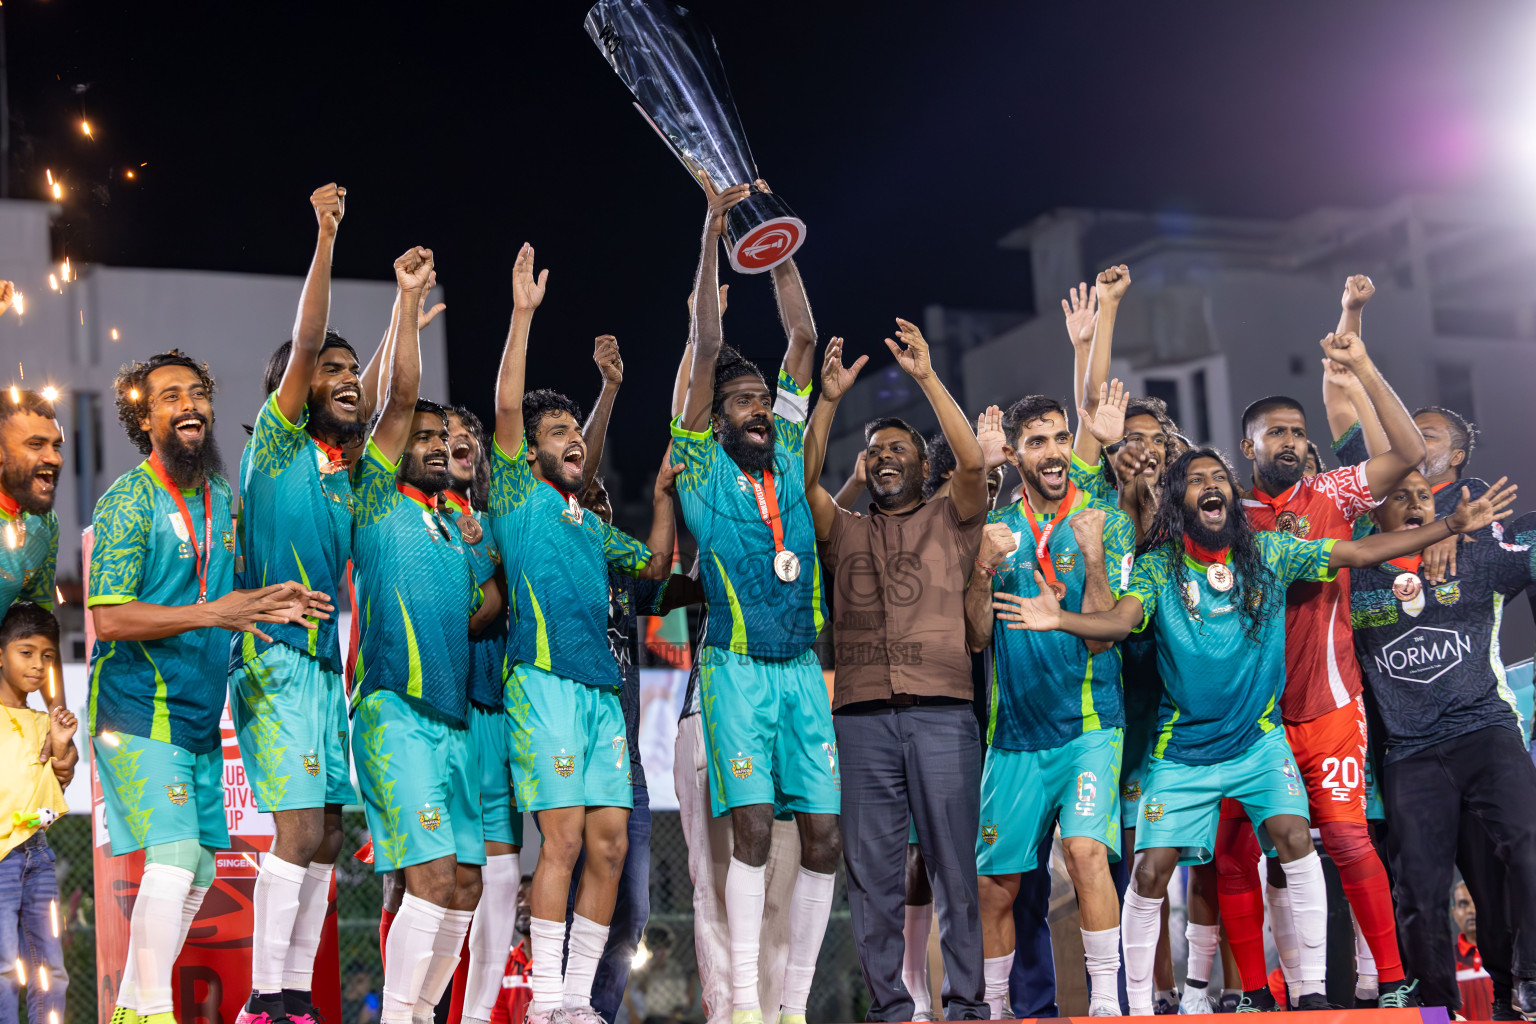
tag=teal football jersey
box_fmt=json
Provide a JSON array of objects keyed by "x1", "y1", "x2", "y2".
[
  {"x1": 88, "y1": 463, "x2": 238, "y2": 753},
  {"x1": 986, "y1": 489, "x2": 1136, "y2": 751},
  {"x1": 231, "y1": 393, "x2": 352, "y2": 672},
  {"x1": 1126, "y1": 532, "x2": 1335, "y2": 766},
  {"x1": 670, "y1": 368, "x2": 826, "y2": 659},
  {"x1": 444, "y1": 490, "x2": 507, "y2": 710},
  {"x1": 487, "y1": 437, "x2": 651, "y2": 690},
  {"x1": 0, "y1": 495, "x2": 58, "y2": 615},
  {"x1": 351, "y1": 440, "x2": 477, "y2": 725}
]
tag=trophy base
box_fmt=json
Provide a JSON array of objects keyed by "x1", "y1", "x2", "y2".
[{"x1": 725, "y1": 192, "x2": 806, "y2": 274}]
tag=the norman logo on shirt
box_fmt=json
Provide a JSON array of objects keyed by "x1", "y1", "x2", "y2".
[{"x1": 1374, "y1": 626, "x2": 1472, "y2": 685}]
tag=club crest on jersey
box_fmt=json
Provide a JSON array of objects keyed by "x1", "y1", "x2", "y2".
[
  {"x1": 418, "y1": 808, "x2": 441, "y2": 831},
  {"x1": 302, "y1": 754, "x2": 320, "y2": 777},
  {"x1": 1054, "y1": 553, "x2": 1076, "y2": 574},
  {"x1": 552, "y1": 755, "x2": 576, "y2": 778},
  {"x1": 1183, "y1": 581, "x2": 1201, "y2": 611},
  {"x1": 167, "y1": 513, "x2": 191, "y2": 544},
  {"x1": 981, "y1": 822, "x2": 999, "y2": 846},
  {"x1": 1143, "y1": 801, "x2": 1165, "y2": 822},
  {"x1": 730, "y1": 755, "x2": 754, "y2": 779},
  {"x1": 222, "y1": 530, "x2": 235, "y2": 553},
  {"x1": 1274, "y1": 511, "x2": 1310, "y2": 538},
  {"x1": 1433, "y1": 582, "x2": 1461, "y2": 606},
  {"x1": 165, "y1": 783, "x2": 189, "y2": 806}
]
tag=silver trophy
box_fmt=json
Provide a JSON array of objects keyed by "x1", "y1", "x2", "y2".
[{"x1": 585, "y1": 0, "x2": 806, "y2": 274}]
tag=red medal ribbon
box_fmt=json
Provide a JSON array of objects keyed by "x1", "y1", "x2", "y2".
[
  {"x1": 1387, "y1": 554, "x2": 1422, "y2": 575},
  {"x1": 0, "y1": 486, "x2": 19, "y2": 520},
  {"x1": 1183, "y1": 535, "x2": 1232, "y2": 566},
  {"x1": 147, "y1": 451, "x2": 213, "y2": 604},
  {"x1": 313, "y1": 435, "x2": 345, "y2": 465},
  {"x1": 396, "y1": 482, "x2": 438, "y2": 510},
  {"x1": 1249, "y1": 482, "x2": 1299, "y2": 514},
  {"x1": 745, "y1": 468, "x2": 788, "y2": 557},
  {"x1": 1022, "y1": 480, "x2": 1077, "y2": 593},
  {"x1": 1430, "y1": 480, "x2": 1454, "y2": 495},
  {"x1": 442, "y1": 489, "x2": 471, "y2": 516}
]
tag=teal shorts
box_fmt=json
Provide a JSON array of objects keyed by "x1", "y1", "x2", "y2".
[
  {"x1": 699, "y1": 646, "x2": 839, "y2": 819},
  {"x1": 1365, "y1": 755, "x2": 1385, "y2": 822},
  {"x1": 978, "y1": 728, "x2": 1123, "y2": 875},
  {"x1": 229, "y1": 643, "x2": 355, "y2": 813},
  {"x1": 506, "y1": 662, "x2": 633, "y2": 814},
  {"x1": 1121, "y1": 719, "x2": 1157, "y2": 829},
  {"x1": 470, "y1": 703, "x2": 524, "y2": 846},
  {"x1": 1134, "y1": 727, "x2": 1310, "y2": 865},
  {"x1": 352, "y1": 689, "x2": 485, "y2": 872},
  {"x1": 93, "y1": 734, "x2": 229, "y2": 856}
]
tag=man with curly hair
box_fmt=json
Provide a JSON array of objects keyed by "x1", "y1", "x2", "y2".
[
  {"x1": 0, "y1": 388, "x2": 64, "y2": 714},
  {"x1": 992, "y1": 446, "x2": 1513, "y2": 1018},
  {"x1": 90, "y1": 348, "x2": 327, "y2": 1024}
]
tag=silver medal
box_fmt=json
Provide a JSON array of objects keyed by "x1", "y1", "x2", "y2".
[{"x1": 773, "y1": 549, "x2": 801, "y2": 582}]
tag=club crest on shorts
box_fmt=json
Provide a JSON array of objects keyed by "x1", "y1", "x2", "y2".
[
  {"x1": 1122, "y1": 779, "x2": 1141, "y2": 801},
  {"x1": 1054, "y1": 553, "x2": 1076, "y2": 575},
  {"x1": 553, "y1": 755, "x2": 576, "y2": 778},
  {"x1": 730, "y1": 754, "x2": 754, "y2": 779},
  {"x1": 981, "y1": 822, "x2": 999, "y2": 846},
  {"x1": 302, "y1": 754, "x2": 320, "y2": 776},
  {"x1": 1143, "y1": 801, "x2": 1165, "y2": 822},
  {"x1": 418, "y1": 807, "x2": 441, "y2": 831},
  {"x1": 165, "y1": 782, "x2": 189, "y2": 806},
  {"x1": 1433, "y1": 582, "x2": 1461, "y2": 606},
  {"x1": 1274, "y1": 511, "x2": 1310, "y2": 538}
]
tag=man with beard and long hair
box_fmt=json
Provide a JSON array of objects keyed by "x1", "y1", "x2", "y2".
[
  {"x1": 670, "y1": 181, "x2": 837, "y2": 1024},
  {"x1": 91, "y1": 349, "x2": 328, "y2": 1024},
  {"x1": 992, "y1": 446, "x2": 1514, "y2": 1017},
  {"x1": 801, "y1": 325, "x2": 994, "y2": 1020},
  {"x1": 487, "y1": 244, "x2": 676, "y2": 1024},
  {"x1": 349, "y1": 247, "x2": 488, "y2": 1024},
  {"x1": 229, "y1": 183, "x2": 374, "y2": 1024},
  {"x1": 1222, "y1": 326, "x2": 1423, "y2": 1008},
  {"x1": 0, "y1": 389, "x2": 64, "y2": 715},
  {"x1": 1347, "y1": 470, "x2": 1536, "y2": 1017},
  {"x1": 962, "y1": 392, "x2": 1137, "y2": 1017}
]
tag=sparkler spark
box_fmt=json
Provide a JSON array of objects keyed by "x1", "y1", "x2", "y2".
[
  {"x1": 50, "y1": 900, "x2": 59, "y2": 938},
  {"x1": 41, "y1": 386, "x2": 59, "y2": 402},
  {"x1": 54, "y1": 586, "x2": 64, "y2": 606},
  {"x1": 99, "y1": 731, "x2": 120, "y2": 747},
  {"x1": 81, "y1": 121, "x2": 93, "y2": 138},
  {"x1": 8, "y1": 387, "x2": 17, "y2": 404},
  {"x1": 45, "y1": 169, "x2": 53, "y2": 185},
  {"x1": 128, "y1": 388, "x2": 140, "y2": 400},
  {"x1": 50, "y1": 182, "x2": 62, "y2": 200},
  {"x1": 6, "y1": 524, "x2": 16, "y2": 549},
  {"x1": 13, "y1": 293, "x2": 22, "y2": 316},
  {"x1": 48, "y1": 275, "x2": 58, "y2": 292},
  {"x1": 39, "y1": 966, "x2": 49, "y2": 991},
  {"x1": 14, "y1": 960, "x2": 23, "y2": 986}
]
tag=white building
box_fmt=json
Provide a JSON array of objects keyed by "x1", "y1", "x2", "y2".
[{"x1": 0, "y1": 198, "x2": 450, "y2": 656}]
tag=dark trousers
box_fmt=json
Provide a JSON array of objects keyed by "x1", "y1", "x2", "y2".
[
  {"x1": 1010, "y1": 835, "x2": 1059, "y2": 1017},
  {"x1": 1383, "y1": 726, "x2": 1536, "y2": 1011},
  {"x1": 836, "y1": 704, "x2": 986, "y2": 1021}
]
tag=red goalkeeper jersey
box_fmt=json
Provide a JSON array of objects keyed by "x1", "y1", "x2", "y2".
[{"x1": 1241, "y1": 463, "x2": 1377, "y2": 723}]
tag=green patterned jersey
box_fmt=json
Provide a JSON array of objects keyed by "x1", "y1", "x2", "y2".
[
  {"x1": 351, "y1": 440, "x2": 477, "y2": 725},
  {"x1": 1125, "y1": 532, "x2": 1336, "y2": 766},
  {"x1": 444, "y1": 491, "x2": 507, "y2": 711},
  {"x1": 488, "y1": 438, "x2": 651, "y2": 690},
  {"x1": 986, "y1": 490, "x2": 1136, "y2": 751},
  {"x1": 231, "y1": 393, "x2": 352, "y2": 673},
  {"x1": 0, "y1": 497, "x2": 57, "y2": 616},
  {"x1": 87, "y1": 463, "x2": 238, "y2": 754},
  {"x1": 669, "y1": 368, "x2": 826, "y2": 658}
]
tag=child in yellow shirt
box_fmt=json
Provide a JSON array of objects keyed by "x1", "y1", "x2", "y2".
[{"x1": 0, "y1": 601, "x2": 77, "y2": 1024}]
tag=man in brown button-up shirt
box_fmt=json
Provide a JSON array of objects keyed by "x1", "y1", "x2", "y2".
[{"x1": 803, "y1": 322, "x2": 997, "y2": 1020}]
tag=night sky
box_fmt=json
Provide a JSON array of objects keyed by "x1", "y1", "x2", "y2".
[{"x1": 6, "y1": 0, "x2": 1529, "y2": 499}]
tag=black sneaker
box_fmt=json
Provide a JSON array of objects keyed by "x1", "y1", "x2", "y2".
[
  {"x1": 1235, "y1": 989, "x2": 1279, "y2": 1012},
  {"x1": 282, "y1": 991, "x2": 324, "y2": 1024},
  {"x1": 1218, "y1": 992, "x2": 1242, "y2": 1013},
  {"x1": 1296, "y1": 994, "x2": 1339, "y2": 1011},
  {"x1": 1514, "y1": 979, "x2": 1536, "y2": 1020},
  {"x1": 1492, "y1": 998, "x2": 1521, "y2": 1021},
  {"x1": 1378, "y1": 979, "x2": 1418, "y2": 1008}
]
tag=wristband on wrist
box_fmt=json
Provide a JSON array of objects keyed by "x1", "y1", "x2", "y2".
[{"x1": 975, "y1": 559, "x2": 998, "y2": 578}]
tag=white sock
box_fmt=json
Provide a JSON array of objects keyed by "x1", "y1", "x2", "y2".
[
  {"x1": 413, "y1": 908, "x2": 473, "y2": 1022},
  {"x1": 179, "y1": 884, "x2": 209, "y2": 959},
  {"x1": 1264, "y1": 880, "x2": 1300, "y2": 1002},
  {"x1": 251, "y1": 854, "x2": 308, "y2": 994},
  {"x1": 724, "y1": 858, "x2": 767, "y2": 1012},
  {"x1": 116, "y1": 931, "x2": 141, "y2": 1011},
  {"x1": 132, "y1": 863, "x2": 195, "y2": 1015},
  {"x1": 1351, "y1": 908, "x2": 1379, "y2": 1000},
  {"x1": 381, "y1": 894, "x2": 446, "y2": 1024},
  {"x1": 983, "y1": 953, "x2": 1013, "y2": 1019},
  {"x1": 1280, "y1": 852, "x2": 1327, "y2": 998},
  {"x1": 528, "y1": 917, "x2": 567, "y2": 1014},
  {"x1": 1121, "y1": 887, "x2": 1164, "y2": 1015},
  {"x1": 780, "y1": 867, "x2": 835, "y2": 1016},
  {"x1": 282, "y1": 862, "x2": 334, "y2": 992},
  {"x1": 902, "y1": 903, "x2": 933, "y2": 1017},
  {"x1": 1185, "y1": 921, "x2": 1220, "y2": 986},
  {"x1": 1083, "y1": 926, "x2": 1122, "y2": 1011},
  {"x1": 562, "y1": 913, "x2": 610, "y2": 1008},
  {"x1": 465, "y1": 854, "x2": 520, "y2": 1020}
]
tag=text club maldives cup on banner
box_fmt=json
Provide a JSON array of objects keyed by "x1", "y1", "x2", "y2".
[{"x1": 85, "y1": 526, "x2": 342, "y2": 1024}]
